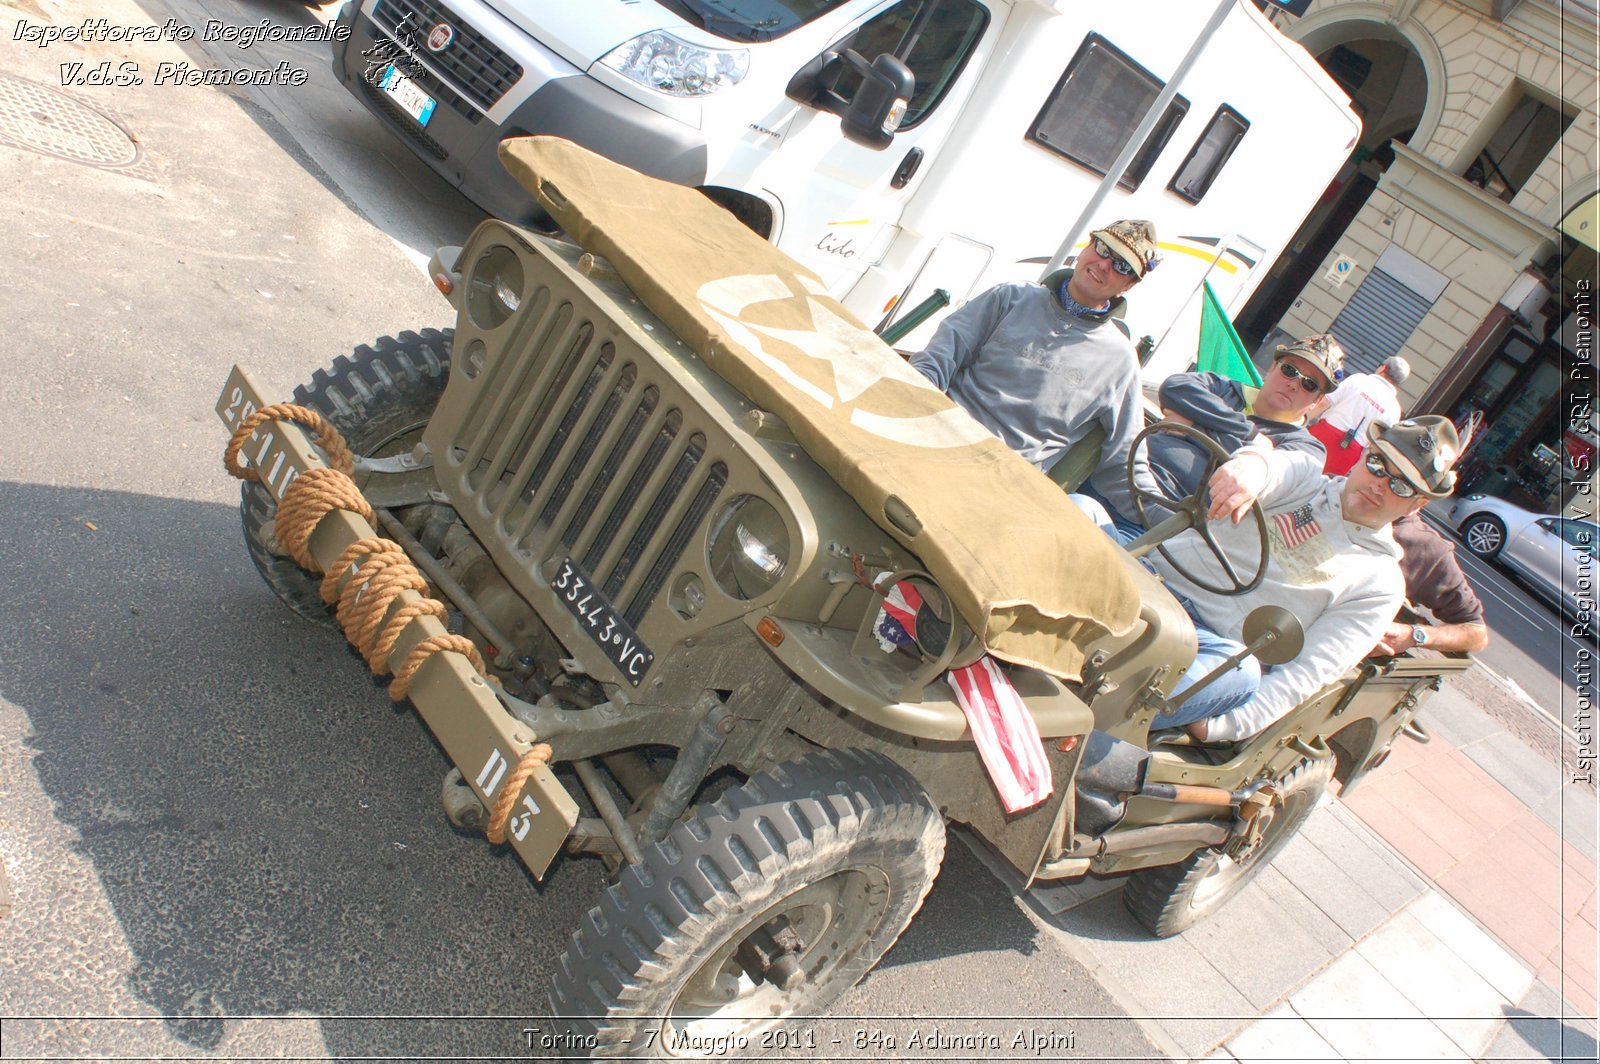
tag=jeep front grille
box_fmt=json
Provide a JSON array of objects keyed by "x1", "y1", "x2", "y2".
[
  {"x1": 444, "y1": 293, "x2": 730, "y2": 630},
  {"x1": 371, "y1": 0, "x2": 522, "y2": 114}
]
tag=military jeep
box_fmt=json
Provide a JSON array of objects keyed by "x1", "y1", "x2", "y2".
[{"x1": 217, "y1": 139, "x2": 1468, "y2": 1057}]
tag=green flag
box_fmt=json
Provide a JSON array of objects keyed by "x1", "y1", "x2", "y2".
[{"x1": 1196, "y1": 280, "x2": 1261, "y2": 386}]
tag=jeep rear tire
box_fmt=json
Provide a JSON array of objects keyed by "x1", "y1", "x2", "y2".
[
  {"x1": 239, "y1": 330, "x2": 452, "y2": 625},
  {"x1": 549, "y1": 748, "x2": 945, "y2": 1058},
  {"x1": 1121, "y1": 755, "x2": 1334, "y2": 938}
]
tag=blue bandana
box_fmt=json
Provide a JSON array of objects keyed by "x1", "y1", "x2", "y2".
[{"x1": 1057, "y1": 274, "x2": 1112, "y2": 320}]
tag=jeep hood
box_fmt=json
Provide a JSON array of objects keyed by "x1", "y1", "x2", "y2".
[{"x1": 500, "y1": 137, "x2": 1142, "y2": 679}]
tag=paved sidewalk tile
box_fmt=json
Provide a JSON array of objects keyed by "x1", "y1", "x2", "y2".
[
  {"x1": 1461, "y1": 738, "x2": 1564, "y2": 811},
  {"x1": 1416, "y1": 748, "x2": 1529, "y2": 833},
  {"x1": 1407, "y1": 890, "x2": 1535, "y2": 1006},
  {"x1": 1051, "y1": 893, "x2": 1256, "y2": 1060},
  {"x1": 1269, "y1": 828, "x2": 1392, "y2": 940},
  {"x1": 1487, "y1": 979, "x2": 1600, "y2": 1062},
  {"x1": 1341, "y1": 784, "x2": 1458, "y2": 879},
  {"x1": 1356, "y1": 905, "x2": 1517, "y2": 1055},
  {"x1": 1437, "y1": 857, "x2": 1563, "y2": 969},
  {"x1": 1289, "y1": 950, "x2": 1468, "y2": 1060},
  {"x1": 1224, "y1": 1002, "x2": 1342, "y2": 1061}
]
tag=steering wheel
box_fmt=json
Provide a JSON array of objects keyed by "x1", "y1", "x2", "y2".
[{"x1": 1127, "y1": 420, "x2": 1270, "y2": 596}]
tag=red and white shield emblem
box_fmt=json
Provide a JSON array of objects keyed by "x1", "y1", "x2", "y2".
[{"x1": 425, "y1": 23, "x2": 455, "y2": 52}]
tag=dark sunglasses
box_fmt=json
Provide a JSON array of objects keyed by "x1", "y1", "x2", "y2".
[
  {"x1": 1363, "y1": 451, "x2": 1419, "y2": 499},
  {"x1": 1276, "y1": 360, "x2": 1324, "y2": 394},
  {"x1": 1091, "y1": 237, "x2": 1137, "y2": 277}
]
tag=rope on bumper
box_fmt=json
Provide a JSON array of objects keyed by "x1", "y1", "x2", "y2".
[
  {"x1": 225, "y1": 403, "x2": 356, "y2": 479},
  {"x1": 389, "y1": 633, "x2": 485, "y2": 702},
  {"x1": 225, "y1": 406, "x2": 483, "y2": 691},
  {"x1": 486, "y1": 743, "x2": 554, "y2": 845}
]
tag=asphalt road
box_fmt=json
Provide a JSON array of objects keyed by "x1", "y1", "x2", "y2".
[{"x1": 0, "y1": 0, "x2": 1160, "y2": 1059}]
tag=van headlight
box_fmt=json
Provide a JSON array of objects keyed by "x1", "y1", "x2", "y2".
[
  {"x1": 709, "y1": 495, "x2": 789, "y2": 599},
  {"x1": 599, "y1": 31, "x2": 749, "y2": 97}
]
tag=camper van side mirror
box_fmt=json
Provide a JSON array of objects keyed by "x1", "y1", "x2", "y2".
[{"x1": 840, "y1": 52, "x2": 913, "y2": 149}]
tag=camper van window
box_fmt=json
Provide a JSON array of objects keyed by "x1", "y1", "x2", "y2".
[
  {"x1": 659, "y1": 0, "x2": 855, "y2": 42},
  {"x1": 827, "y1": 0, "x2": 989, "y2": 128},
  {"x1": 1168, "y1": 105, "x2": 1250, "y2": 203},
  {"x1": 1027, "y1": 34, "x2": 1189, "y2": 192}
]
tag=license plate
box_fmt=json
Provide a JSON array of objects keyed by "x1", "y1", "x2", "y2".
[
  {"x1": 379, "y1": 64, "x2": 436, "y2": 127},
  {"x1": 550, "y1": 558, "x2": 654, "y2": 685}
]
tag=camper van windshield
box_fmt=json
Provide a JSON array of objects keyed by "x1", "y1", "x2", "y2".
[{"x1": 656, "y1": 0, "x2": 854, "y2": 42}]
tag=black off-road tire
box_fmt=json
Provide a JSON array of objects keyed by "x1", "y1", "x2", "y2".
[
  {"x1": 549, "y1": 748, "x2": 945, "y2": 1059},
  {"x1": 1459, "y1": 512, "x2": 1507, "y2": 560},
  {"x1": 239, "y1": 329, "x2": 452, "y2": 625},
  {"x1": 1122, "y1": 756, "x2": 1334, "y2": 938}
]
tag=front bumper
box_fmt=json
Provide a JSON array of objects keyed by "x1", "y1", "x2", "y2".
[{"x1": 331, "y1": 0, "x2": 710, "y2": 223}]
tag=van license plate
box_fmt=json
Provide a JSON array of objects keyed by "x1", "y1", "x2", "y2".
[
  {"x1": 379, "y1": 64, "x2": 436, "y2": 127},
  {"x1": 550, "y1": 558, "x2": 654, "y2": 686}
]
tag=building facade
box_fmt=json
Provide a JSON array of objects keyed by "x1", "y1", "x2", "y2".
[{"x1": 1240, "y1": 0, "x2": 1597, "y2": 517}]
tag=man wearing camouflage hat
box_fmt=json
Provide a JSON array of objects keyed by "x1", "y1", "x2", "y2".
[
  {"x1": 910, "y1": 219, "x2": 1160, "y2": 500},
  {"x1": 1089, "y1": 334, "x2": 1345, "y2": 538},
  {"x1": 1150, "y1": 415, "x2": 1465, "y2": 742}
]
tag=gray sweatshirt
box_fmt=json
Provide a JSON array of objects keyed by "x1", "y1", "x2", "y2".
[{"x1": 909, "y1": 277, "x2": 1146, "y2": 503}]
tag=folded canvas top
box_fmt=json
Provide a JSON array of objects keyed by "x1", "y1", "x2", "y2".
[{"x1": 499, "y1": 137, "x2": 1140, "y2": 679}]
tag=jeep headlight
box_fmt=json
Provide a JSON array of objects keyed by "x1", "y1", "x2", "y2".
[
  {"x1": 599, "y1": 31, "x2": 749, "y2": 98},
  {"x1": 466, "y1": 245, "x2": 523, "y2": 330},
  {"x1": 709, "y1": 495, "x2": 789, "y2": 600}
]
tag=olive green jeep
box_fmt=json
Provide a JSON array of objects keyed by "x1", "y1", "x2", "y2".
[{"x1": 216, "y1": 141, "x2": 1468, "y2": 1058}]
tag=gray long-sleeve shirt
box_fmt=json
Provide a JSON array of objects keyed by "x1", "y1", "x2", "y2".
[{"x1": 909, "y1": 278, "x2": 1146, "y2": 503}]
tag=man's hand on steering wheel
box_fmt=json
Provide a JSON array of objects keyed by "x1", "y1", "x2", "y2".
[
  {"x1": 1206, "y1": 449, "x2": 1272, "y2": 524},
  {"x1": 1128, "y1": 420, "x2": 1272, "y2": 596}
]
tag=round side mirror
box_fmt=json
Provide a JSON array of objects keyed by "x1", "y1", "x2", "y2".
[{"x1": 1242, "y1": 605, "x2": 1305, "y2": 666}]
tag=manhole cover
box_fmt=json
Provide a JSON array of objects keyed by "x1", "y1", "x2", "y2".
[{"x1": 0, "y1": 72, "x2": 140, "y2": 169}]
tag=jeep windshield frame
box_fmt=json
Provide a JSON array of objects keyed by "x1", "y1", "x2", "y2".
[{"x1": 654, "y1": 0, "x2": 855, "y2": 42}]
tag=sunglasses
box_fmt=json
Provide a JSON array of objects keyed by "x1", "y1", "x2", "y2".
[
  {"x1": 1276, "y1": 360, "x2": 1325, "y2": 394},
  {"x1": 1363, "y1": 451, "x2": 1419, "y2": 498},
  {"x1": 1091, "y1": 237, "x2": 1137, "y2": 277}
]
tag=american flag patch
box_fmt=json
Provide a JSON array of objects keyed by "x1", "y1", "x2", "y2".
[{"x1": 1273, "y1": 504, "x2": 1323, "y2": 548}]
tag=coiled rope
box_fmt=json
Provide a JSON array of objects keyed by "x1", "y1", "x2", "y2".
[
  {"x1": 226, "y1": 402, "x2": 550, "y2": 841},
  {"x1": 224, "y1": 404, "x2": 481, "y2": 694}
]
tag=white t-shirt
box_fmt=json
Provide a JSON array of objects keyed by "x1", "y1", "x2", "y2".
[{"x1": 1317, "y1": 371, "x2": 1400, "y2": 439}]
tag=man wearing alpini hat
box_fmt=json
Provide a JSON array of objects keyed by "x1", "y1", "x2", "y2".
[
  {"x1": 910, "y1": 219, "x2": 1161, "y2": 507},
  {"x1": 1147, "y1": 415, "x2": 1465, "y2": 742}
]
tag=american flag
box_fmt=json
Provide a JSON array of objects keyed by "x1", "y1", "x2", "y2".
[
  {"x1": 1273, "y1": 504, "x2": 1323, "y2": 548},
  {"x1": 876, "y1": 579, "x2": 1052, "y2": 813}
]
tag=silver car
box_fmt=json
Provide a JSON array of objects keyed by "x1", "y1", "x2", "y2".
[{"x1": 1448, "y1": 493, "x2": 1598, "y2": 619}]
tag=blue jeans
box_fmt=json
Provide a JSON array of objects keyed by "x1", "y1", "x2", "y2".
[{"x1": 1068, "y1": 494, "x2": 1260, "y2": 727}]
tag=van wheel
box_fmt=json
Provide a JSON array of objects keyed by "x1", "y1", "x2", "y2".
[
  {"x1": 239, "y1": 330, "x2": 452, "y2": 624},
  {"x1": 1121, "y1": 756, "x2": 1334, "y2": 938},
  {"x1": 549, "y1": 749, "x2": 945, "y2": 1058}
]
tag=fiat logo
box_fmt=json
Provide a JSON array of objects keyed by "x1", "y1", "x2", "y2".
[{"x1": 425, "y1": 23, "x2": 455, "y2": 51}]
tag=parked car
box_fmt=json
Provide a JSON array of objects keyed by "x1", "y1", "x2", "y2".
[{"x1": 1448, "y1": 494, "x2": 1597, "y2": 618}]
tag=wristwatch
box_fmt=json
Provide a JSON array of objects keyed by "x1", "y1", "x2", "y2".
[{"x1": 1411, "y1": 625, "x2": 1429, "y2": 647}]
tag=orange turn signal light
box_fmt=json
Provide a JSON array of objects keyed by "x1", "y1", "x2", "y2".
[
  {"x1": 756, "y1": 617, "x2": 785, "y2": 648},
  {"x1": 432, "y1": 272, "x2": 454, "y2": 296},
  {"x1": 1057, "y1": 735, "x2": 1079, "y2": 753}
]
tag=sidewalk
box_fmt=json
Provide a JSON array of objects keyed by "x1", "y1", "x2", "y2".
[{"x1": 1018, "y1": 675, "x2": 1598, "y2": 1062}]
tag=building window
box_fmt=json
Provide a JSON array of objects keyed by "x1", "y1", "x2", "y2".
[
  {"x1": 1027, "y1": 34, "x2": 1190, "y2": 192},
  {"x1": 1327, "y1": 244, "x2": 1449, "y2": 371},
  {"x1": 1168, "y1": 105, "x2": 1249, "y2": 204},
  {"x1": 1462, "y1": 86, "x2": 1574, "y2": 202}
]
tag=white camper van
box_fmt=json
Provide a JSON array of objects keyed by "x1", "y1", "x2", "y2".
[{"x1": 332, "y1": 0, "x2": 1358, "y2": 376}]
